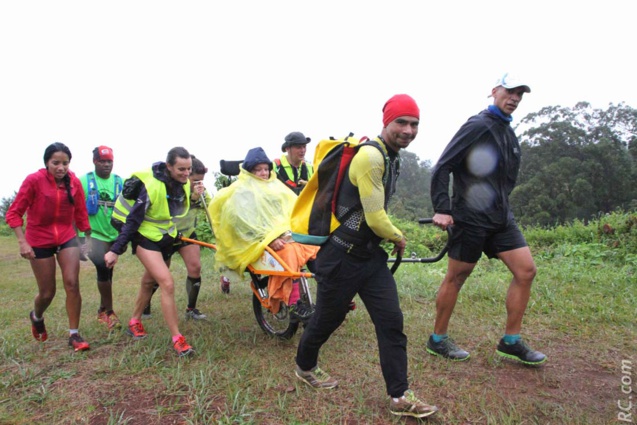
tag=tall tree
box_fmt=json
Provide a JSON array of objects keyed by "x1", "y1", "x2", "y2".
[{"x1": 512, "y1": 102, "x2": 637, "y2": 226}]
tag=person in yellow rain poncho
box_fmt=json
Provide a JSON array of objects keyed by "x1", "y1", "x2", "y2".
[{"x1": 209, "y1": 147, "x2": 319, "y2": 314}]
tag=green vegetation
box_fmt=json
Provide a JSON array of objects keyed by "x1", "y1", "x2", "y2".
[{"x1": 1, "y1": 213, "x2": 635, "y2": 424}]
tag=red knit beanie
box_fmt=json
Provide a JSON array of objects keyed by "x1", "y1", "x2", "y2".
[{"x1": 382, "y1": 94, "x2": 420, "y2": 127}]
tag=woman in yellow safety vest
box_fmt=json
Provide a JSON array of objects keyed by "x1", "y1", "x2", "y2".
[
  {"x1": 105, "y1": 146, "x2": 195, "y2": 357},
  {"x1": 143, "y1": 155, "x2": 212, "y2": 321}
]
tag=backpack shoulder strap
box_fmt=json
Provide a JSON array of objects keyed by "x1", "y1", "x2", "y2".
[
  {"x1": 87, "y1": 171, "x2": 97, "y2": 190},
  {"x1": 356, "y1": 139, "x2": 386, "y2": 161}
]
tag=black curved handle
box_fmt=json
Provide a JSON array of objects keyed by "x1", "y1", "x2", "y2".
[
  {"x1": 388, "y1": 218, "x2": 451, "y2": 270},
  {"x1": 390, "y1": 252, "x2": 402, "y2": 274}
]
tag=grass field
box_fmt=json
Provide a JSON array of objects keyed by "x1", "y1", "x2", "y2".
[{"x1": 0, "y1": 233, "x2": 635, "y2": 424}]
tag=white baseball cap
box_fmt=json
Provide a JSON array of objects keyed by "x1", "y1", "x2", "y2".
[{"x1": 493, "y1": 72, "x2": 531, "y2": 93}]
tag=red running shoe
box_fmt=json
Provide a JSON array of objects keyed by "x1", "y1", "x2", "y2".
[
  {"x1": 173, "y1": 335, "x2": 194, "y2": 357},
  {"x1": 29, "y1": 311, "x2": 47, "y2": 342},
  {"x1": 97, "y1": 309, "x2": 108, "y2": 325},
  {"x1": 68, "y1": 334, "x2": 90, "y2": 352},
  {"x1": 105, "y1": 311, "x2": 122, "y2": 330},
  {"x1": 126, "y1": 321, "x2": 147, "y2": 340}
]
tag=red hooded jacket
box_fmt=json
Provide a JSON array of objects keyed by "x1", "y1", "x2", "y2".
[{"x1": 6, "y1": 169, "x2": 90, "y2": 248}]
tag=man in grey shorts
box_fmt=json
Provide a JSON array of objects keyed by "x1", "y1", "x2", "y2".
[
  {"x1": 427, "y1": 73, "x2": 546, "y2": 366},
  {"x1": 79, "y1": 146, "x2": 124, "y2": 331}
]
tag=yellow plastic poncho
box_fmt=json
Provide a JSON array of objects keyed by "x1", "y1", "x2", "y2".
[{"x1": 209, "y1": 168, "x2": 297, "y2": 275}]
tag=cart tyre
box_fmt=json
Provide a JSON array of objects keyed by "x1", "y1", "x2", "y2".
[{"x1": 252, "y1": 292, "x2": 299, "y2": 340}]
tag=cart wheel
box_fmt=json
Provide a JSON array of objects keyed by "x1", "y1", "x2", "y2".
[{"x1": 252, "y1": 292, "x2": 299, "y2": 340}]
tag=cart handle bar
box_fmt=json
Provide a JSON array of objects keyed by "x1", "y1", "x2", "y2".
[{"x1": 388, "y1": 218, "x2": 452, "y2": 274}]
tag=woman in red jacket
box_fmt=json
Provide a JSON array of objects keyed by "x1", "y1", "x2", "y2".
[{"x1": 6, "y1": 142, "x2": 92, "y2": 352}]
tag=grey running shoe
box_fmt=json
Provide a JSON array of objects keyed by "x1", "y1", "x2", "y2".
[
  {"x1": 426, "y1": 335, "x2": 470, "y2": 361},
  {"x1": 295, "y1": 366, "x2": 338, "y2": 389},
  {"x1": 496, "y1": 338, "x2": 547, "y2": 365},
  {"x1": 185, "y1": 308, "x2": 207, "y2": 320},
  {"x1": 389, "y1": 390, "x2": 438, "y2": 418}
]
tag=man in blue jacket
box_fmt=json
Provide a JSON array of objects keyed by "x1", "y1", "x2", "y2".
[{"x1": 428, "y1": 73, "x2": 546, "y2": 366}]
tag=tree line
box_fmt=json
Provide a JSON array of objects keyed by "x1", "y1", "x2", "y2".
[{"x1": 2, "y1": 102, "x2": 635, "y2": 228}]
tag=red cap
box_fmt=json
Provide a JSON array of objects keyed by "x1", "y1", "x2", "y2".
[
  {"x1": 382, "y1": 94, "x2": 420, "y2": 127},
  {"x1": 94, "y1": 145, "x2": 114, "y2": 161}
]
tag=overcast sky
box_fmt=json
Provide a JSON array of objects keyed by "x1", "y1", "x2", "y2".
[{"x1": 1, "y1": 1, "x2": 635, "y2": 199}]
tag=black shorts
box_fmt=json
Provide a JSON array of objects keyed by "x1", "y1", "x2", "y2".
[
  {"x1": 131, "y1": 233, "x2": 176, "y2": 261},
  {"x1": 32, "y1": 237, "x2": 79, "y2": 259},
  {"x1": 447, "y1": 221, "x2": 528, "y2": 263}
]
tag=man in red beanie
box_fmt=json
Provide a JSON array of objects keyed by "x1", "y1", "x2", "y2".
[
  {"x1": 428, "y1": 73, "x2": 546, "y2": 365},
  {"x1": 79, "y1": 146, "x2": 124, "y2": 331},
  {"x1": 294, "y1": 94, "x2": 438, "y2": 419}
]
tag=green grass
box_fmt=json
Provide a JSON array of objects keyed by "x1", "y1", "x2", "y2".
[{"x1": 0, "y1": 228, "x2": 635, "y2": 424}]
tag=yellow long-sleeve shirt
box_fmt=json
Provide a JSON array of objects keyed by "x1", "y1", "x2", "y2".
[{"x1": 347, "y1": 144, "x2": 403, "y2": 244}]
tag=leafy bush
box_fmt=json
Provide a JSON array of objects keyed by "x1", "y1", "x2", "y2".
[
  {"x1": 389, "y1": 211, "x2": 637, "y2": 266},
  {"x1": 194, "y1": 209, "x2": 214, "y2": 243},
  {"x1": 523, "y1": 210, "x2": 637, "y2": 265},
  {"x1": 524, "y1": 211, "x2": 637, "y2": 247},
  {"x1": 386, "y1": 216, "x2": 449, "y2": 257}
]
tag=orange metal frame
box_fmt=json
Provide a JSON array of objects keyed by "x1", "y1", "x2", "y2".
[{"x1": 179, "y1": 236, "x2": 314, "y2": 310}]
